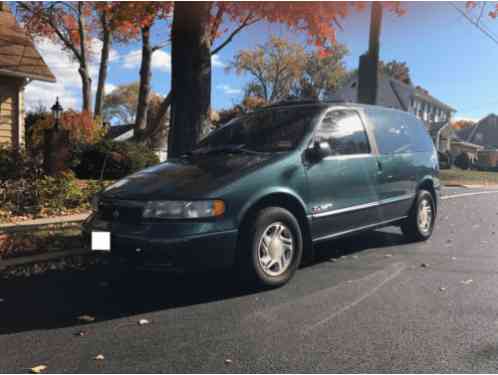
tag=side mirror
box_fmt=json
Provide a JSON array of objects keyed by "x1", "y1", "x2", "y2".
[{"x1": 306, "y1": 141, "x2": 333, "y2": 161}]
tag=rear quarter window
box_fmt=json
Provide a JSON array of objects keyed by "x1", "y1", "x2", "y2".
[{"x1": 366, "y1": 109, "x2": 434, "y2": 154}]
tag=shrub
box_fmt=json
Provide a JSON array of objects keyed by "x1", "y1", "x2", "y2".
[
  {"x1": 0, "y1": 171, "x2": 106, "y2": 219},
  {"x1": 73, "y1": 140, "x2": 159, "y2": 180},
  {"x1": 455, "y1": 152, "x2": 471, "y2": 170},
  {"x1": 31, "y1": 110, "x2": 106, "y2": 146},
  {"x1": 0, "y1": 146, "x2": 44, "y2": 181}
]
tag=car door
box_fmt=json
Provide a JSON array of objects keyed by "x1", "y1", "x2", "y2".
[
  {"x1": 364, "y1": 109, "x2": 418, "y2": 221},
  {"x1": 305, "y1": 109, "x2": 380, "y2": 241}
]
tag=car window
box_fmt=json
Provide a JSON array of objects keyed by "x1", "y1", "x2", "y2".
[
  {"x1": 196, "y1": 107, "x2": 319, "y2": 153},
  {"x1": 315, "y1": 110, "x2": 371, "y2": 155},
  {"x1": 367, "y1": 109, "x2": 434, "y2": 154}
]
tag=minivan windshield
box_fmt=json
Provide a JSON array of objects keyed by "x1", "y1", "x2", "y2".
[{"x1": 194, "y1": 107, "x2": 319, "y2": 154}]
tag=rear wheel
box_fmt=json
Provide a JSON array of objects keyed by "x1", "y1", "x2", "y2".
[
  {"x1": 239, "y1": 207, "x2": 303, "y2": 288},
  {"x1": 401, "y1": 189, "x2": 435, "y2": 241}
]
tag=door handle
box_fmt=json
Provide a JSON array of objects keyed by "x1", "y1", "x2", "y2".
[{"x1": 376, "y1": 160, "x2": 383, "y2": 173}]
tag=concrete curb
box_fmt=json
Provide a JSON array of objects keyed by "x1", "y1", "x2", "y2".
[
  {"x1": 0, "y1": 213, "x2": 90, "y2": 233},
  {"x1": 0, "y1": 248, "x2": 92, "y2": 271}
]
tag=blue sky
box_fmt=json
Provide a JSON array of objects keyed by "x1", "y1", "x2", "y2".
[{"x1": 26, "y1": 1, "x2": 498, "y2": 122}]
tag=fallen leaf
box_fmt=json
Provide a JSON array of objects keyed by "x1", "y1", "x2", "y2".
[
  {"x1": 439, "y1": 287, "x2": 447, "y2": 291},
  {"x1": 461, "y1": 279, "x2": 473, "y2": 285},
  {"x1": 30, "y1": 365, "x2": 47, "y2": 374},
  {"x1": 77, "y1": 315, "x2": 95, "y2": 323},
  {"x1": 138, "y1": 319, "x2": 150, "y2": 326},
  {"x1": 225, "y1": 359, "x2": 233, "y2": 365},
  {"x1": 94, "y1": 354, "x2": 105, "y2": 361}
]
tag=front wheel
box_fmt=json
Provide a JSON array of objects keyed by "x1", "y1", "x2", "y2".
[
  {"x1": 239, "y1": 207, "x2": 303, "y2": 288},
  {"x1": 401, "y1": 190, "x2": 436, "y2": 241}
]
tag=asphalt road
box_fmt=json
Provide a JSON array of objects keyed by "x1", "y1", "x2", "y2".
[{"x1": 2, "y1": 187, "x2": 498, "y2": 373}]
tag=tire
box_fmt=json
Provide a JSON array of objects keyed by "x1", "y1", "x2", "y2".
[
  {"x1": 401, "y1": 189, "x2": 436, "y2": 242},
  {"x1": 239, "y1": 207, "x2": 303, "y2": 288}
]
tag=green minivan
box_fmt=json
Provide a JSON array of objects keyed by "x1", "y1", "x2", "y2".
[{"x1": 84, "y1": 101, "x2": 440, "y2": 287}]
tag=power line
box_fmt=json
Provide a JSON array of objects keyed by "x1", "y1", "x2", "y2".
[{"x1": 450, "y1": 2, "x2": 498, "y2": 46}]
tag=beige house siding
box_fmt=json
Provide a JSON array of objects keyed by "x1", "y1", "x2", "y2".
[{"x1": 0, "y1": 76, "x2": 25, "y2": 149}]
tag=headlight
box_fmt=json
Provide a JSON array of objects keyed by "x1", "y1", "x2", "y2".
[{"x1": 142, "y1": 200, "x2": 225, "y2": 219}]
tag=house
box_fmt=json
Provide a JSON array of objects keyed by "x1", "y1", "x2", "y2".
[
  {"x1": 0, "y1": 3, "x2": 55, "y2": 150},
  {"x1": 329, "y1": 72, "x2": 485, "y2": 164},
  {"x1": 329, "y1": 73, "x2": 457, "y2": 151},
  {"x1": 460, "y1": 114, "x2": 498, "y2": 169}
]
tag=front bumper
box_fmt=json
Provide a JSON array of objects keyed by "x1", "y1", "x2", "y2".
[{"x1": 83, "y1": 213, "x2": 238, "y2": 270}]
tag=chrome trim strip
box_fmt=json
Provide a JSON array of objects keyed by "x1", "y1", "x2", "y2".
[
  {"x1": 313, "y1": 201, "x2": 379, "y2": 218},
  {"x1": 311, "y1": 193, "x2": 415, "y2": 219},
  {"x1": 313, "y1": 216, "x2": 408, "y2": 242},
  {"x1": 322, "y1": 153, "x2": 373, "y2": 161}
]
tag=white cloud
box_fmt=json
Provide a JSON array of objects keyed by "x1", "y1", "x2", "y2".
[
  {"x1": 122, "y1": 49, "x2": 171, "y2": 72},
  {"x1": 105, "y1": 83, "x2": 117, "y2": 94},
  {"x1": 152, "y1": 50, "x2": 171, "y2": 72},
  {"x1": 216, "y1": 84, "x2": 242, "y2": 96},
  {"x1": 122, "y1": 49, "x2": 141, "y2": 70},
  {"x1": 453, "y1": 116, "x2": 480, "y2": 123},
  {"x1": 120, "y1": 49, "x2": 224, "y2": 74},
  {"x1": 212, "y1": 54, "x2": 226, "y2": 68},
  {"x1": 24, "y1": 37, "x2": 118, "y2": 112}
]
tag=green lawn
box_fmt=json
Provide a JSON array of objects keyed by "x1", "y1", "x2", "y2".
[{"x1": 439, "y1": 168, "x2": 498, "y2": 186}]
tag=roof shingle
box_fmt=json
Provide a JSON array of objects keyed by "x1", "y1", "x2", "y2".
[{"x1": 0, "y1": 5, "x2": 55, "y2": 82}]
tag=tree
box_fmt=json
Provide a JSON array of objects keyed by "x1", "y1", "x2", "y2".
[
  {"x1": 18, "y1": 2, "x2": 96, "y2": 113},
  {"x1": 452, "y1": 119, "x2": 475, "y2": 130},
  {"x1": 109, "y1": 3, "x2": 172, "y2": 142},
  {"x1": 167, "y1": 2, "x2": 406, "y2": 157},
  {"x1": 292, "y1": 44, "x2": 349, "y2": 99},
  {"x1": 102, "y1": 82, "x2": 164, "y2": 128},
  {"x1": 230, "y1": 37, "x2": 307, "y2": 103},
  {"x1": 231, "y1": 37, "x2": 348, "y2": 106},
  {"x1": 18, "y1": 1, "x2": 134, "y2": 117},
  {"x1": 379, "y1": 60, "x2": 412, "y2": 84}
]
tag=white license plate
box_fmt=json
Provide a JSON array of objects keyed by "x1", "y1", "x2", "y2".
[{"x1": 91, "y1": 231, "x2": 111, "y2": 251}]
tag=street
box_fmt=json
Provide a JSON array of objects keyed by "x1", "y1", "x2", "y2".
[{"x1": 2, "y1": 187, "x2": 498, "y2": 372}]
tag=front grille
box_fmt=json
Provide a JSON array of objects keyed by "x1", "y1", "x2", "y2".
[{"x1": 98, "y1": 200, "x2": 144, "y2": 224}]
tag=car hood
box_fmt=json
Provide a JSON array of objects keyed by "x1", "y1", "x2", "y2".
[{"x1": 100, "y1": 153, "x2": 275, "y2": 201}]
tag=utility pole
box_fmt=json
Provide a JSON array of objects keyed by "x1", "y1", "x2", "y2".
[{"x1": 358, "y1": 2, "x2": 383, "y2": 105}]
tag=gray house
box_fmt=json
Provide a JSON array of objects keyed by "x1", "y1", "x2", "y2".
[{"x1": 329, "y1": 72, "x2": 457, "y2": 154}]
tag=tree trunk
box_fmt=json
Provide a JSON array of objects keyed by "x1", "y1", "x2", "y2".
[
  {"x1": 94, "y1": 12, "x2": 111, "y2": 119},
  {"x1": 79, "y1": 65, "x2": 92, "y2": 113},
  {"x1": 77, "y1": 2, "x2": 92, "y2": 114},
  {"x1": 134, "y1": 25, "x2": 153, "y2": 142},
  {"x1": 146, "y1": 90, "x2": 171, "y2": 150},
  {"x1": 169, "y1": 2, "x2": 212, "y2": 157}
]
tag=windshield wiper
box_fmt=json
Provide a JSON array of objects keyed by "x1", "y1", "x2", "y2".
[{"x1": 199, "y1": 144, "x2": 260, "y2": 155}]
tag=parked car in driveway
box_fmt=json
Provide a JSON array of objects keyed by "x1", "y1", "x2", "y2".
[{"x1": 84, "y1": 101, "x2": 440, "y2": 287}]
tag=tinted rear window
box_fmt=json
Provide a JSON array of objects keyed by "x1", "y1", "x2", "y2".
[{"x1": 366, "y1": 109, "x2": 434, "y2": 154}]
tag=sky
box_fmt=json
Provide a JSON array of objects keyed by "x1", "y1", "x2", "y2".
[{"x1": 21, "y1": 1, "x2": 498, "y2": 123}]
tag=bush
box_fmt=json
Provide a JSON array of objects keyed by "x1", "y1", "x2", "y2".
[
  {"x1": 0, "y1": 171, "x2": 104, "y2": 218},
  {"x1": 0, "y1": 146, "x2": 43, "y2": 181},
  {"x1": 73, "y1": 140, "x2": 159, "y2": 180},
  {"x1": 455, "y1": 152, "x2": 471, "y2": 170}
]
